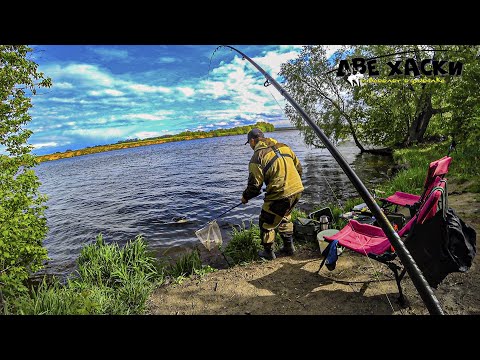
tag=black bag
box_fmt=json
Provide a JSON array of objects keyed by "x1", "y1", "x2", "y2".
[
  {"x1": 404, "y1": 207, "x2": 476, "y2": 288},
  {"x1": 293, "y1": 218, "x2": 320, "y2": 243}
]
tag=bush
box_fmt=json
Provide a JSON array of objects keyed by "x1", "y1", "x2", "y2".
[
  {"x1": 222, "y1": 221, "x2": 263, "y2": 265},
  {"x1": 0, "y1": 45, "x2": 52, "y2": 298}
]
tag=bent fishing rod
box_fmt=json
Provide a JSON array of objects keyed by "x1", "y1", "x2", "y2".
[{"x1": 222, "y1": 45, "x2": 444, "y2": 315}]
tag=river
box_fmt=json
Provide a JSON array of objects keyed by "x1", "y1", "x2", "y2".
[{"x1": 35, "y1": 129, "x2": 394, "y2": 276}]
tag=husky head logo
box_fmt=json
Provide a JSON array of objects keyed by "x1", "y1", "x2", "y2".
[{"x1": 346, "y1": 71, "x2": 364, "y2": 87}]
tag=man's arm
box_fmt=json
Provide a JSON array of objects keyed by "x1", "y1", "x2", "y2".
[
  {"x1": 292, "y1": 150, "x2": 303, "y2": 177},
  {"x1": 242, "y1": 163, "x2": 264, "y2": 203}
]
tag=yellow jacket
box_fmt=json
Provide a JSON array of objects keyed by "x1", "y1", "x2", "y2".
[{"x1": 242, "y1": 138, "x2": 304, "y2": 201}]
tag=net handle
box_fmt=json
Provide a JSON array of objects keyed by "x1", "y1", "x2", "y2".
[{"x1": 210, "y1": 202, "x2": 243, "y2": 223}]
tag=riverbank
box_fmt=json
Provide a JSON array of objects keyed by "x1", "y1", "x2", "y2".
[
  {"x1": 147, "y1": 179, "x2": 480, "y2": 315},
  {"x1": 35, "y1": 122, "x2": 275, "y2": 162}
]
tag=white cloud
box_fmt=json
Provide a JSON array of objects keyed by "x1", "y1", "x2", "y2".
[
  {"x1": 46, "y1": 97, "x2": 92, "y2": 104},
  {"x1": 123, "y1": 113, "x2": 168, "y2": 121},
  {"x1": 279, "y1": 45, "x2": 304, "y2": 51},
  {"x1": 65, "y1": 128, "x2": 126, "y2": 139},
  {"x1": 32, "y1": 142, "x2": 59, "y2": 149},
  {"x1": 55, "y1": 82, "x2": 74, "y2": 89},
  {"x1": 254, "y1": 50, "x2": 301, "y2": 76},
  {"x1": 104, "y1": 89, "x2": 124, "y2": 96},
  {"x1": 135, "y1": 131, "x2": 162, "y2": 139},
  {"x1": 128, "y1": 84, "x2": 171, "y2": 93},
  {"x1": 63, "y1": 64, "x2": 114, "y2": 87},
  {"x1": 156, "y1": 57, "x2": 177, "y2": 64},
  {"x1": 177, "y1": 87, "x2": 195, "y2": 97},
  {"x1": 88, "y1": 89, "x2": 125, "y2": 97}
]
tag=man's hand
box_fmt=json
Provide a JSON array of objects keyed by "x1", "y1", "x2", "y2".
[{"x1": 241, "y1": 196, "x2": 248, "y2": 204}]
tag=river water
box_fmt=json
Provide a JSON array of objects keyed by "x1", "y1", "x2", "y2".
[{"x1": 35, "y1": 129, "x2": 394, "y2": 276}]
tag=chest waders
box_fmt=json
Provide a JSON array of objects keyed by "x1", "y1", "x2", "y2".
[{"x1": 258, "y1": 147, "x2": 301, "y2": 260}]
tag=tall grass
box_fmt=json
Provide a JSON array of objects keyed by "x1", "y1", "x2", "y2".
[
  {"x1": 291, "y1": 208, "x2": 307, "y2": 221},
  {"x1": 165, "y1": 248, "x2": 216, "y2": 283},
  {"x1": 4, "y1": 234, "x2": 215, "y2": 315},
  {"x1": 378, "y1": 140, "x2": 479, "y2": 195},
  {"x1": 222, "y1": 221, "x2": 263, "y2": 265},
  {"x1": 5, "y1": 277, "x2": 99, "y2": 315},
  {"x1": 74, "y1": 234, "x2": 163, "y2": 288}
]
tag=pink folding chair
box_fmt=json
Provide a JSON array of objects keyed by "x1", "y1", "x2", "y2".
[
  {"x1": 319, "y1": 176, "x2": 447, "y2": 304},
  {"x1": 380, "y1": 156, "x2": 451, "y2": 215}
]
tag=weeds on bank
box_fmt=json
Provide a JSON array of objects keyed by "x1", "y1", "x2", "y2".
[
  {"x1": 3, "y1": 235, "x2": 214, "y2": 315},
  {"x1": 380, "y1": 141, "x2": 479, "y2": 195},
  {"x1": 222, "y1": 221, "x2": 263, "y2": 265},
  {"x1": 166, "y1": 248, "x2": 216, "y2": 284}
]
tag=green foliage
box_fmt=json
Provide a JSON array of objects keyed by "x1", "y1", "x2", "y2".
[
  {"x1": 377, "y1": 140, "x2": 480, "y2": 195},
  {"x1": 67, "y1": 234, "x2": 165, "y2": 314},
  {"x1": 291, "y1": 208, "x2": 307, "y2": 221},
  {"x1": 280, "y1": 45, "x2": 480, "y2": 150},
  {"x1": 4, "y1": 277, "x2": 100, "y2": 315},
  {"x1": 5, "y1": 235, "x2": 162, "y2": 314},
  {"x1": 222, "y1": 221, "x2": 263, "y2": 265},
  {"x1": 3, "y1": 235, "x2": 220, "y2": 314},
  {"x1": 166, "y1": 248, "x2": 215, "y2": 282},
  {"x1": 279, "y1": 46, "x2": 359, "y2": 148},
  {"x1": 74, "y1": 234, "x2": 163, "y2": 288},
  {"x1": 311, "y1": 199, "x2": 364, "y2": 230},
  {"x1": 0, "y1": 45, "x2": 52, "y2": 297}
]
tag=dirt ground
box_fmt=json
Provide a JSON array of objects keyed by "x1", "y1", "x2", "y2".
[{"x1": 147, "y1": 181, "x2": 480, "y2": 315}]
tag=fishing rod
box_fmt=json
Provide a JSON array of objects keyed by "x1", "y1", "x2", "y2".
[{"x1": 222, "y1": 45, "x2": 444, "y2": 315}]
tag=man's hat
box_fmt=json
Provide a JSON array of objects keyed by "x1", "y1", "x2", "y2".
[{"x1": 245, "y1": 128, "x2": 264, "y2": 145}]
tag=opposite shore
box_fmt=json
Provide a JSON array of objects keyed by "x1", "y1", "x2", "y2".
[{"x1": 35, "y1": 122, "x2": 279, "y2": 163}]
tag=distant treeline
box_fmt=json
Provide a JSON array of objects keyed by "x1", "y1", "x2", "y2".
[{"x1": 36, "y1": 122, "x2": 276, "y2": 162}]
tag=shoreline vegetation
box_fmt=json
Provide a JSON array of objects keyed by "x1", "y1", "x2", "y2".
[
  {"x1": 4, "y1": 138, "x2": 478, "y2": 314},
  {"x1": 36, "y1": 122, "x2": 276, "y2": 163}
]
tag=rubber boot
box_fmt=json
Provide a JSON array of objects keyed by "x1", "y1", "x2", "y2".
[
  {"x1": 279, "y1": 235, "x2": 296, "y2": 256},
  {"x1": 258, "y1": 243, "x2": 276, "y2": 260}
]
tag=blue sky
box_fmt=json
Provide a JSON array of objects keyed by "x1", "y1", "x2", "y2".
[{"x1": 27, "y1": 45, "x2": 340, "y2": 155}]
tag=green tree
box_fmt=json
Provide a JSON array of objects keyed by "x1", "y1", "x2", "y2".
[
  {"x1": 0, "y1": 45, "x2": 52, "y2": 300},
  {"x1": 279, "y1": 45, "x2": 479, "y2": 150},
  {"x1": 279, "y1": 46, "x2": 368, "y2": 151},
  {"x1": 355, "y1": 45, "x2": 476, "y2": 146},
  {"x1": 440, "y1": 46, "x2": 480, "y2": 148}
]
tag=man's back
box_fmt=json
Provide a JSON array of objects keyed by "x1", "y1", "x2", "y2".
[{"x1": 249, "y1": 137, "x2": 304, "y2": 201}]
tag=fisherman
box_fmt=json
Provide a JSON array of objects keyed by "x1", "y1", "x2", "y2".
[{"x1": 241, "y1": 128, "x2": 304, "y2": 260}]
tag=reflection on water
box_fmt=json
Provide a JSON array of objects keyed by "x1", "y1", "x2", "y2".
[{"x1": 35, "y1": 130, "x2": 394, "y2": 276}]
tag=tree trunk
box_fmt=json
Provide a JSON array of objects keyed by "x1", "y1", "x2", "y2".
[
  {"x1": 363, "y1": 147, "x2": 393, "y2": 156},
  {"x1": 406, "y1": 90, "x2": 434, "y2": 145},
  {"x1": 347, "y1": 120, "x2": 366, "y2": 152}
]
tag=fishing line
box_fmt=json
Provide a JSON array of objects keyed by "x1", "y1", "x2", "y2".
[{"x1": 207, "y1": 45, "x2": 224, "y2": 81}]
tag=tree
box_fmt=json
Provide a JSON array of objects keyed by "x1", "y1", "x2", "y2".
[
  {"x1": 279, "y1": 45, "x2": 479, "y2": 151},
  {"x1": 279, "y1": 46, "x2": 368, "y2": 151},
  {"x1": 441, "y1": 46, "x2": 480, "y2": 148},
  {"x1": 0, "y1": 45, "x2": 52, "y2": 300}
]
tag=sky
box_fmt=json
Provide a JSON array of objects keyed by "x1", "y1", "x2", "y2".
[{"x1": 26, "y1": 45, "x2": 341, "y2": 155}]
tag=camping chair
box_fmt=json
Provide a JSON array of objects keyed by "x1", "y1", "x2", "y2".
[
  {"x1": 379, "y1": 156, "x2": 451, "y2": 216},
  {"x1": 319, "y1": 176, "x2": 447, "y2": 305}
]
